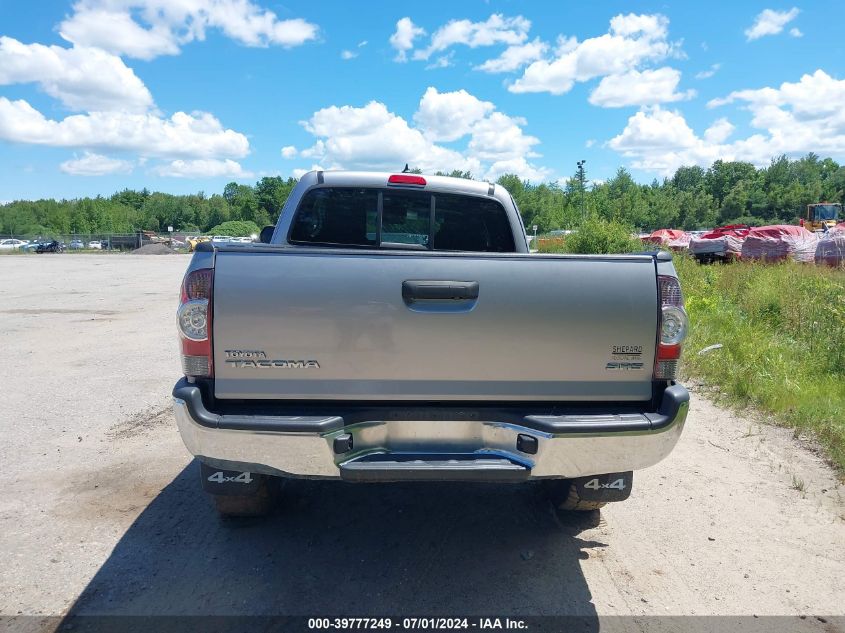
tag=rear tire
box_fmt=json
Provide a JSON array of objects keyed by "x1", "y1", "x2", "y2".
[
  {"x1": 211, "y1": 478, "x2": 276, "y2": 518},
  {"x1": 545, "y1": 479, "x2": 606, "y2": 512}
]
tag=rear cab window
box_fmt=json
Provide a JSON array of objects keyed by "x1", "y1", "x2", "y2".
[{"x1": 289, "y1": 187, "x2": 516, "y2": 252}]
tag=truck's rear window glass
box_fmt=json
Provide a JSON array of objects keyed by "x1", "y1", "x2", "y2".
[
  {"x1": 289, "y1": 188, "x2": 378, "y2": 247},
  {"x1": 289, "y1": 187, "x2": 515, "y2": 252},
  {"x1": 432, "y1": 193, "x2": 515, "y2": 252},
  {"x1": 382, "y1": 191, "x2": 431, "y2": 246}
]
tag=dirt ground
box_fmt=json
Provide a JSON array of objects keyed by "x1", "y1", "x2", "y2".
[{"x1": 0, "y1": 255, "x2": 843, "y2": 627}]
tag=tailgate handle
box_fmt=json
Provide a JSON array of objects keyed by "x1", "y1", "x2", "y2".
[{"x1": 402, "y1": 280, "x2": 479, "y2": 302}]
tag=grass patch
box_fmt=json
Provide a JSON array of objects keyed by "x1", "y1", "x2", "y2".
[{"x1": 675, "y1": 255, "x2": 845, "y2": 470}]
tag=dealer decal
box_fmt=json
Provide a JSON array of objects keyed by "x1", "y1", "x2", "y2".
[
  {"x1": 606, "y1": 361, "x2": 645, "y2": 371},
  {"x1": 606, "y1": 344, "x2": 644, "y2": 370}
]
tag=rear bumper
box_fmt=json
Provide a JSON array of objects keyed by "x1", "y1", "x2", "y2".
[{"x1": 172, "y1": 379, "x2": 689, "y2": 481}]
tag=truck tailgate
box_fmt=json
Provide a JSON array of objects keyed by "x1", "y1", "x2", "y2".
[{"x1": 212, "y1": 249, "x2": 658, "y2": 402}]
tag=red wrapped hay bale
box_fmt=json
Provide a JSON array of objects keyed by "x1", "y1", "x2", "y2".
[
  {"x1": 689, "y1": 225, "x2": 750, "y2": 262},
  {"x1": 815, "y1": 231, "x2": 845, "y2": 267},
  {"x1": 740, "y1": 225, "x2": 818, "y2": 263},
  {"x1": 642, "y1": 229, "x2": 691, "y2": 251}
]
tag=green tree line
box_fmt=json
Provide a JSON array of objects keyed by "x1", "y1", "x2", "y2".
[
  {"x1": 2, "y1": 154, "x2": 844, "y2": 238},
  {"x1": 0, "y1": 176, "x2": 298, "y2": 237}
]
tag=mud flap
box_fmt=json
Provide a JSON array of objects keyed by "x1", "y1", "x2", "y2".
[
  {"x1": 571, "y1": 471, "x2": 633, "y2": 503},
  {"x1": 200, "y1": 462, "x2": 265, "y2": 496}
]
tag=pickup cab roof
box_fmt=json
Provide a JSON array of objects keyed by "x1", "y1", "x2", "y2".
[{"x1": 314, "y1": 170, "x2": 498, "y2": 195}]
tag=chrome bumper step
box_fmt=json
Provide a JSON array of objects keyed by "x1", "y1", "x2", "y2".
[{"x1": 339, "y1": 454, "x2": 530, "y2": 482}]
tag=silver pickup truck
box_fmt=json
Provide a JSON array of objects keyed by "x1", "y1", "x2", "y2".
[{"x1": 173, "y1": 170, "x2": 689, "y2": 517}]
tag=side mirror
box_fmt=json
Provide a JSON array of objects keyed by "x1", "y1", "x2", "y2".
[{"x1": 259, "y1": 225, "x2": 275, "y2": 244}]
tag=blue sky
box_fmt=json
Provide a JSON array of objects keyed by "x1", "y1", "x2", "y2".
[{"x1": 1, "y1": 0, "x2": 844, "y2": 200}]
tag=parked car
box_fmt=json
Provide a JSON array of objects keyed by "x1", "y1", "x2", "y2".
[
  {"x1": 173, "y1": 170, "x2": 690, "y2": 518},
  {"x1": 21, "y1": 241, "x2": 43, "y2": 252},
  {"x1": 88, "y1": 240, "x2": 102, "y2": 250},
  {"x1": 0, "y1": 238, "x2": 28, "y2": 250},
  {"x1": 36, "y1": 240, "x2": 65, "y2": 253}
]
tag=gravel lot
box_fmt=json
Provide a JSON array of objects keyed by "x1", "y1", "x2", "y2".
[{"x1": 0, "y1": 255, "x2": 843, "y2": 628}]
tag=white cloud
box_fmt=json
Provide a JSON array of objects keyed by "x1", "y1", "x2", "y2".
[
  {"x1": 0, "y1": 37, "x2": 153, "y2": 113},
  {"x1": 153, "y1": 158, "x2": 252, "y2": 178},
  {"x1": 468, "y1": 112, "x2": 540, "y2": 162},
  {"x1": 0, "y1": 1, "x2": 264, "y2": 178},
  {"x1": 475, "y1": 38, "x2": 548, "y2": 73},
  {"x1": 358, "y1": 40, "x2": 368, "y2": 48},
  {"x1": 485, "y1": 157, "x2": 550, "y2": 183},
  {"x1": 340, "y1": 50, "x2": 357, "y2": 60},
  {"x1": 281, "y1": 145, "x2": 298, "y2": 159},
  {"x1": 412, "y1": 14, "x2": 531, "y2": 61},
  {"x1": 702, "y1": 118, "x2": 735, "y2": 144},
  {"x1": 745, "y1": 8, "x2": 800, "y2": 41},
  {"x1": 59, "y1": 0, "x2": 319, "y2": 60},
  {"x1": 0, "y1": 98, "x2": 249, "y2": 159},
  {"x1": 608, "y1": 69, "x2": 845, "y2": 175},
  {"x1": 59, "y1": 8, "x2": 178, "y2": 60},
  {"x1": 509, "y1": 13, "x2": 680, "y2": 95},
  {"x1": 296, "y1": 88, "x2": 550, "y2": 182},
  {"x1": 425, "y1": 53, "x2": 454, "y2": 70},
  {"x1": 389, "y1": 17, "x2": 425, "y2": 62},
  {"x1": 585, "y1": 139, "x2": 595, "y2": 148},
  {"x1": 608, "y1": 107, "x2": 723, "y2": 175},
  {"x1": 706, "y1": 69, "x2": 845, "y2": 117},
  {"x1": 300, "y1": 100, "x2": 475, "y2": 174},
  {"x1": 300, "y1": 140, "x2": 324, "y2": 159},
  {"x1": 413, "y1": 87, "x2": 494, "y2": 141},
  {"x1": 589, "y1": 67, "x2": 695, "y2": 107},
  {"x1": 59, "y1": 151, "x2": 133, "y2": 175},
  {"x1": 610, "y1": 13, "x2": 668, "y2": 38},
  {"x1": 695, "y1": 63, "x2": 721, "y2": 80},
  {"x1": 789, "y1": 27, "x2": 803, "y2": 38}
]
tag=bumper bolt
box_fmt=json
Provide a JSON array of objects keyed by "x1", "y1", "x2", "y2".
[
  {"x1": 333, "y1": 433, "x2": 354, "y2": 454},
  {"x1": 517, "y1": 434, "x2": 538, "y2": 455}
]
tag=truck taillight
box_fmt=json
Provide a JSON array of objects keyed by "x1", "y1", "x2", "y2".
[
  {"x1": 655, "y1": 275, "x2": 687, "y2": 380},
  {"x1": 178, "y1": 268, "x2": 213, "y2": 378}
]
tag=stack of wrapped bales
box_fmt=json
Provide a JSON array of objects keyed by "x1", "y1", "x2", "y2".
[
  {"x1": 642, "y1": 229, "x2": 691, "y2": 251},
  {"x1": 815, "y1": 223, "x2": 845, "y2": 267},
  {"x1": 740, "y1": 225, "x2": 818, "y2": 263},
  {"x1": 690, "y1": 225, "x2": 750, "y2": 261}
]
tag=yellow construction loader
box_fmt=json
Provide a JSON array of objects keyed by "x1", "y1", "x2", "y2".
[
  {"x1": 186, "y1": 235, "x2": 211, "y2": 252},
  {"x1": 802, "y1": 202, "x2": 841, "y2": 232}
]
